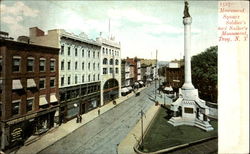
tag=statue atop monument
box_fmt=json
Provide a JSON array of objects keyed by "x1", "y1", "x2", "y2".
[{"x1": 183, "y1": 0, "x2": 191, "y2": 18}]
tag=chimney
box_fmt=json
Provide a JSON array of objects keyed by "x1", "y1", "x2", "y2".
[{"x1": 29, "y1": 27, "x2": 45, "y2": 37}]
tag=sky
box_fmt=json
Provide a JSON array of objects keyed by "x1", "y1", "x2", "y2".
[{"x1": 0, "y1": 0, "x2": 218, "y2": 61}]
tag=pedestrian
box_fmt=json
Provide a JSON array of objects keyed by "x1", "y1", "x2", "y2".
[
  {"x1": 79, "y1": 115, "x2": 82, "y2": 123},
  {"x1": 98, "y1": 108, "x2": 100, "y2": 115},
  {"x1": 76, "y1": 114, "x2": 80, "y2": 123}
]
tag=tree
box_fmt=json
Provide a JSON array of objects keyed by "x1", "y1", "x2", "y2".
[{"x1": 191, "y1": 46, "x2": 218, "y2": 103}]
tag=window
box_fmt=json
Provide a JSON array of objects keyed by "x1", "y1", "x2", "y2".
[
  {"x1": 50, "y1": 59, "x2": 55, "y2": 72},
  {"x1": 68, "y1": 46, "x2": 71, "y2": 56},
  {"x1": 12, "y1": 56, "x2": 21, "y2": 72},
  {"x1": 82, "y1": 49, "x2": 84, "y2": 57},
  {"x1": 93, "y1": 63, "x2": 95, "y2": 70},
  {"x1": 75, "y1": 48, "x2": 78, "y2": 56},
  {"x1": 88, "y1": 75, "x2": 90, "y2": 82},
  {"x1": 61, "y1": 77, "x2": 64, "y2": 86},
  {"x1": 102, "y1": 48, "x2": 105, "y2": 54},
  {"x1": 106, "y1": 48, "x2": 108, "y2": 54},
  {"x1": 39, "y1": 78, "x2": 45, "y2": 89},
  {"x1": 82, "y1": 75, "x2": 84, "y2": 83},
  {"x1": 88, "y1": 63, "x2": 90, "y2": 70},
  {"x1": 12, "y1": 100, "x2": 20, "y2": 115},
  {"x1": 82, "y1": 62, "x2": 84, "y2": 70},
  {"x1": 39, "y1": 58, "x2": 46, "y2": 72},
  {"x1": 115, "y1": 59, "x2": 119, "y2": 65},
  {"x1": 109, "y1": 49, "x2": 111, "y2": 55},
  {"x1": 97, "y1": 52, "x2": 100, "y2": 58},
  {"x1": 98, "y1": 63, "x2": 100, "y2": 70},
  {"x1": 61, "y1": 61, "x2": 64, "y2": 70},
  {"x1": 68, "y1": 61, "x2": 71, "y2": 70},
  {"x1": 27, "y1": 58, "x2": 34, "y2": 72},
  {"x1": 103, "y1": 58, "x2": 107, "y2": 65},
  {"x1": 110, "y1": 59, "x2": 113, "y2": 65},
  {"x1": 93, "y1": 74, "x2": 95, "y2": 81},
  {"x1": 88, "y1": 50, "x2": 90, "y2": 57},
  {"x1": 61, "y1": 45, "x2": 64, "y2": 55},
  {"x1": 75, "y1": 61, "x2": 78, "y2": 70},
  {"x1": 117, "y1": 51, "x2": 119, "y2": 56},
  {"x1": 0, "y1": 57, "x2": 2, "y2": 72},
  {"x1": 26, "y1": 98, "x2": 34, "y2": 112},
  {"x1": 116, "y1": 68, "x2": 119, "y2": 74},
  {"x1": 112, "y1": 50, "x2": 114, "y2": 56},
  {"x1": 103, "y1": 68, "x2": 107, "y2": 74},
  {"x1": 93, "y1": 51, "x2": 95, "y2": 58},
  {"x1": 98, "y1": 74, "x2": 100, "y2": 80},
  {"x1": 75, "y1": 75, "x2": 78, "y2": 84},
  {"x1": 110, "y1": 68, "x2": 113, "y2": 74},
  {"x1": 50, "y1": 77, "x2": 55, "y2": 88},
  {"x1": 68, "y1": 76, "x2": 71, "y2": 85}
]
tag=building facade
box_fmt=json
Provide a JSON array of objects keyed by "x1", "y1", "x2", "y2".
[
  {"x1": 96, "y1": 36, "x2": 121, "y2": 105},
  {"x1": 29, "y1": 27, "x2": 101, "y2": 121},
  {"x1": 0, "y1": 39, "x2": 59, "y2": 150},
  {"x1": 165, "y1": 61, "x2": 184, "y2": 92}
]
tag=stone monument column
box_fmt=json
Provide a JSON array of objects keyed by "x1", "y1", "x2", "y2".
[{"x1": 182, "y1": 0, "x2": 194, "y2": 90}]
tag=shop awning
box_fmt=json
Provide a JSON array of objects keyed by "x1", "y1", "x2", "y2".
[
  {"x1": 139, "y1": 81, "x2": 144, "y2": 85},
  {"x1": 164, "y1": 86, "x2": 173, "y2": 91},
  {"x1": 50, "y1": 94, "x2": 58, "y2": 103},
  {"x1": 54, "y1": 110, "x2": 59, "y2": 116},
  {"x1": 121, "y1": 88, "x2": 129, "y2": 93},
  {"x1": 12, "y1": 80, "x2": 23, "y2": 90},
  {"x1": 147, "y1": 78, "x2": 152, "y2": 81},
  {"x1": 127, "y1": 86, "x2": 133, "y2": 91},
  {"x1": 39, "y1": 96, "x2": 48, "y2": 106},
  {"x1": 27, "y1": 79, "x2": 36, "y2": 88}
]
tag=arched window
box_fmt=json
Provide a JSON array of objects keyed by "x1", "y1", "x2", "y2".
[
  {"x1": 115, "y1": 59, "x2": 119, "y2": 65},
  {"x1": 110, "y1": 59, "x2": 113, "y2": 65},
  {"x1": 103, "y1": 58, "x2": 108, "y2": 65}
]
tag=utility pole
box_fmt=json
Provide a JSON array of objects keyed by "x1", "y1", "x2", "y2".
[{"x1": 155, "y1": 50, "x2": 158, "y2": 101}]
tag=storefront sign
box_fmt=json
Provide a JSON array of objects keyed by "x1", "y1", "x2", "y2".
[
  {"x1": 7, "y1": 113, "x2": 37, "y2": 125},
  {"x1": 10, "y1": 127, "x2": 23, "y2": 143}
]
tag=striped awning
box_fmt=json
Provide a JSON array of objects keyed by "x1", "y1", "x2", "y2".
[{"x1": 12, "y1": 80, "x2": 23, "y2": 90}]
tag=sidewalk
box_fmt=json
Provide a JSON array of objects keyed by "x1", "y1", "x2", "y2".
[
  {"x1": 118, "y1": 105, "x2": 161, "y2": 154},
  {"x1": 14, "y1": 87, "x2": 146, "y2": 154}
]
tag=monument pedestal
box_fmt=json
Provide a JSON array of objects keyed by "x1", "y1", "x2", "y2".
[{"x1": 168, "y1": 88, "x2": 214, "y2": 131}]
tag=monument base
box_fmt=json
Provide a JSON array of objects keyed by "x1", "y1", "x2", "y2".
[
  {"x1": 168, "y1": 88, "x2": 214, "y2": 131},
  {"x1": 168, "y1": 116, "x2": 214, "y2": 132}
]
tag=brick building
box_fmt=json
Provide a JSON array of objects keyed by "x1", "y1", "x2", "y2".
[
  {"x1": 165, "y1": 61, "x2": 184, "y2": 92},
  {"x1": 0, "y1": 39, "x2": 59, "y2": 150},
  {"x1": 29, "y1": 27, "x2": 101, "y2": 122}
]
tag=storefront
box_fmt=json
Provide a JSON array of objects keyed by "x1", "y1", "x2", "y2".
[{"x1": 1, "y1": 108, "x2": 57, "y2": 150}]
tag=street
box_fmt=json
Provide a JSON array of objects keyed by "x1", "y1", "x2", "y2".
[{"x1": 39, "y1": 83, "x2": 157, "y2": 154}]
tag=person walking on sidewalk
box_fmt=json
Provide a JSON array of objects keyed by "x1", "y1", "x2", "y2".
[
  {"x1": 98, "y1": 108, "x2": 101, "y2": 115},
  {"x1": 79, "y1": 115, "x2": 82, "y2": 123}
]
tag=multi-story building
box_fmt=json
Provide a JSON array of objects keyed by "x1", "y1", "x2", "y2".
[
  {"x1": 141, "y1": 64, "x2": 151, "y2": 83},
  {"x1": 165, "y1": 61, "x2": 184, "y2": 92},
  {"x1": 96, "y1": 36, "x2": 121, "y2": 105},
  {"x1": 29, "y1": 27, "x2": 101, "y2": 121},
  {"x1": 0, "y1": 39, "x2": 59, "y2": 150}
]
